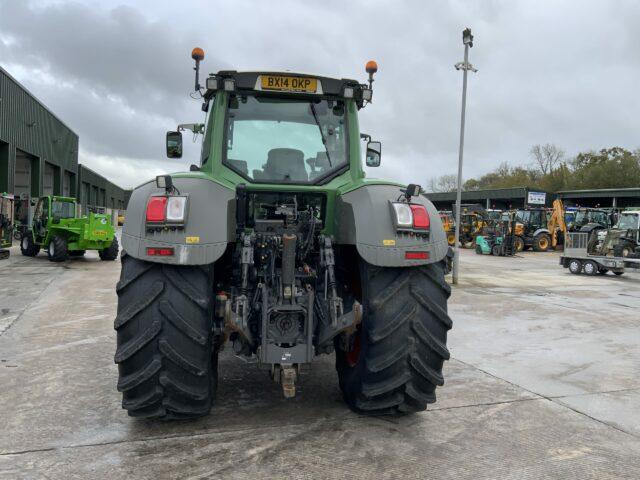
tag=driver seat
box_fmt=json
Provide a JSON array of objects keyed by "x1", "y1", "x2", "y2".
[{"x1": 264, "y1": 149, "x2": 308, "y2": 181}]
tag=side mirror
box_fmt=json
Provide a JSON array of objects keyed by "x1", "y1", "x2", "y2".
[
  {"x1": 366, "y1": 141, "x2": 382, "y2": 167},
  {"x1": 166, "y1": 131, "x2": 183, "y2": 158}
]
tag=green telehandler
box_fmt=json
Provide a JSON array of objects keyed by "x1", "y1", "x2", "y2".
[
  {"x1": 20, "y1": 195, "x2": 119, "y2": 262},
  {"x1": 114, "y1": 51, "x2": 452, "y2": 419}
]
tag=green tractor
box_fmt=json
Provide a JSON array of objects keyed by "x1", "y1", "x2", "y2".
[
  {"x1": 20, "y1": 195, "x2": 119, "y2": 262},
  {"x1": 114, "y1": 51, "x2": 452, "y2": 420}
]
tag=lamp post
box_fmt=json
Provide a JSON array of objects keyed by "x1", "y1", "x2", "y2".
[{"x1": 452, "y1": 28, "x2": 477, "y2": 285}]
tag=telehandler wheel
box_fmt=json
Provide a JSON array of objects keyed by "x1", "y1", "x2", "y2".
[
  {"x1": 68, "y1": 250, "x2": 86, "y2": 257},
  {"x1": 47, "y1": 235, "x2": 68, "y2": 262},
  {"x1": 513, "y1": 236, "x2": 524, "y2": 253},
  {"x1": 20, "y1": 233, "x2": 40, "y2": 257},
  {"x1": 336, "y1": 259, "x2": 452, "y2": 415},
  {"x1": 491, "y1": 245, "x2": 502, "y2": 256},
  {"x1": 533, "y1": 233, "x2": 551, "y2": 252},
  {"x1": 114, "y1": 253, "x2": 218, "y2": 419},
  {"x1": 100, "y1": 237, "x2": 120, "y2": 261}
]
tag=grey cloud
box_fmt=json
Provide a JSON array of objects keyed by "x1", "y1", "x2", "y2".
[{"x1": 1, "y1": 0, "x2": 639, "y2": 189}]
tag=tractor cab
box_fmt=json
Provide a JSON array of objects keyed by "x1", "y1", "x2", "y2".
[
  {"x1": 166, "y1": 69, "x2": 381, "y2": 188},
  {"x1": 32, "y1": 196, "x2": 76, "y2": 240}
]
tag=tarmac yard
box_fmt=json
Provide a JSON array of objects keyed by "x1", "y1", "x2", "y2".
[{"x1": 1, "y1": 243, "x2": 639, "y2": 479}]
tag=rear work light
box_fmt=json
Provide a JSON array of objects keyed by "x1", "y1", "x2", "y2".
[
  {"x1": 391, "y1": 202, "x2": 431, "y2": 230},
  {"x1": 147, "y1": 247, "x2": 174, "y2": 256},
  {"x1": 405, "y1": 251, "x2": 429, "y2": 260}
]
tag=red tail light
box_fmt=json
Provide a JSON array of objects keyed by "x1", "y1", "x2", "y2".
[
  {"x1": 410, "y1": 204, "x2": 430, "y2": 229},
  {"x1": 405, "y1": 251, "x2": 429, "y2": 260},
  {"x1": 147, "y1": 247, "x2": 174, "y2": 256},
  {"x1": 146, "y1": 196, "x2": 167, "y2": 222}
]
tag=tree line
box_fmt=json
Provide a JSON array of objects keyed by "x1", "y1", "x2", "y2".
[{"x1": 426, "y1": 145, "x2": 640, "y2": 193}]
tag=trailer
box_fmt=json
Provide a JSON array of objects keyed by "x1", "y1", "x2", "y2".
[{"x1": 560, "y1": 232, "x2": 640, "y2": 276}]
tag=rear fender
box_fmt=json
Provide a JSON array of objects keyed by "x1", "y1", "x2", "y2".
[
  {"x1": 533, "y1": 228, "x2": 551, "y2": 238},
  {"x1": 122, "y1": 177, "x2": 235, "y2": 265},
  {"x1": 335, "y1": 184, "x2": 448, "y2": 267}
]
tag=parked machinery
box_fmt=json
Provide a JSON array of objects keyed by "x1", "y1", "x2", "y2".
[
  {"x1": 595, "y1": 209, "x2": 640, "y2": 257},
  {"x1": 475, "y1": 211, "x2": 517, "y2": 257},
  {"x1": 514, "y1": 207, "x2": 553, "y2": 252},
  {"x1": 457, "y1": 203, "x2": 490, "y2": 248},
  {"x1": 113, "y1": 54, "x2": 452, "y2": 419},
  {"x1": 20, "y1": 195, "x2": 119, "y2": 262},
  {"x1": 439, "y1": 210, "x2": 456, "y2": 246},
  {"x1": 0, "y1": 193, "x2": 14, "y2": 260}
]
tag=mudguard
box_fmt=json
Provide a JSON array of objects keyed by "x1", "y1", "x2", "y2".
[
  {"x1": 121, "y1": 176, "x2": 235, "y2": 265},
  {"x1": 579, "y1": 223, "x2": 604, "y2": 234},
  {"x1": 335, "y1": 184, "x2": 448, "y2": 267},
  {"x1": 532, "y1": 228, "x2": 551, "y2": 238}
]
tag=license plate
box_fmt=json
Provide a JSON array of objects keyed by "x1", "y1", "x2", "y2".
[{"x1": 261, "y1": 75, "x2": 317, "y2": 93}]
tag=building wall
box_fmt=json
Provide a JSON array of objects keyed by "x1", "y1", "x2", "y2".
[
  {"x1": 77, "y1": 164, "x2": 127, "y2": 214},
  {"x1": 0, "y1": 67, "x2": 78, "y2": 197},
  {"x1": 1, "y1": 67, "x2": 127, "y2": 224}
]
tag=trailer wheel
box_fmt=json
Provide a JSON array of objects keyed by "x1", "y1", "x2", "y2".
[
  {"x1": 568, "y1": 259, "x2": 582, "y2": 274},
  {"x1": 583, "y1": 260, "x2": 598, "y2": 276},
  {"x1": 99, "y1": 237, "x2": 119, "y2": 261},
  {"x1": 533, "y1": 233, "x2": 551, "y2": 252},
  {"x1": 336, "y1": 259, "x2": 451, "y2": 415},
  {"x1": 47, "y1": 235, "x2": 68, "y2": 262},
  {"x1": 114, "y1": 253, "x2": 218, "y2": 419},
  {"x1": 20, "y1": 233, "x2": 40, "y2": 257}
]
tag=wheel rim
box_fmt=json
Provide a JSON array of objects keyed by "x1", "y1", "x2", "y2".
[
  {"x1": 584, "y1": 262, "x2": 595, "y2": 274},
  {"x1": 49, "y1": 241, "x2": 55, "y2": 256},
  {"x1": 539, "y1": 237, "x2": 549, "y2": 250},
  {"x1": 570, "y1": 260, "x2": 580, "y2": 272},
  {"x1": 22, "y1": 237, "x2": 28, "y2": 249}
]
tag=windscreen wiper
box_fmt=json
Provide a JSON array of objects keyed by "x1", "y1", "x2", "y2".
[{"x1": 309, "y1": 103, "x2": 332, "y2": 167}]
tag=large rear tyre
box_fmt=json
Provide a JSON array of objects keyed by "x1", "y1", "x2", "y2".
[
  {"x1": 533, "y1": 233, "x2": 551, "y2": 252},
  {"x1": 20, "y1": 233, "x2": 40, "y2": 257},
  {"x1": 114, "y1": 253, "x2": 218, "y2": 419},
  {"x1": 47, "y1": 235, "x2": 68, "y2": 262},
  {"x1": 336, "y1": 260, "x2": 452, "y2": 415},
  {"x1": 100, "y1": 237, "x2": 119, "y2": 261}
]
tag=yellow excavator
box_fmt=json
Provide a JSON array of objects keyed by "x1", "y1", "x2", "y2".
[
  {"x1": 439, "y1": 211, "x2": 456, "y2": 246},
  {"x1": 548, "y1": 199, "x2": 567, "y2": 249}
]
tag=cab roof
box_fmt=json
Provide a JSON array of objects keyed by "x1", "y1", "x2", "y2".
[{"x1": 204, "y1": 70, "x2": 369, "y2": 107}]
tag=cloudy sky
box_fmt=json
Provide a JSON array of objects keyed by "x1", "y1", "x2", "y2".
[{"x1": 1, "y1": 0, "x2": 638, "y2": 189}]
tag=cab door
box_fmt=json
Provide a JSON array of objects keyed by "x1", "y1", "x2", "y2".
[{"x1": 33, "y1": 197, "x2": 49, "y2": 240}]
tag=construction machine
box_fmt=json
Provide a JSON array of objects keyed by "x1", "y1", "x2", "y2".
[
  {"x1": 20, "y1": 195, "x2": 119, "y2": 262},
  {"x1": 514, "y1": 207, "x2": 553, "y2": 252},
  {"x1": 439, "y1": 210, "x2": 456, "y2": 246}
]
